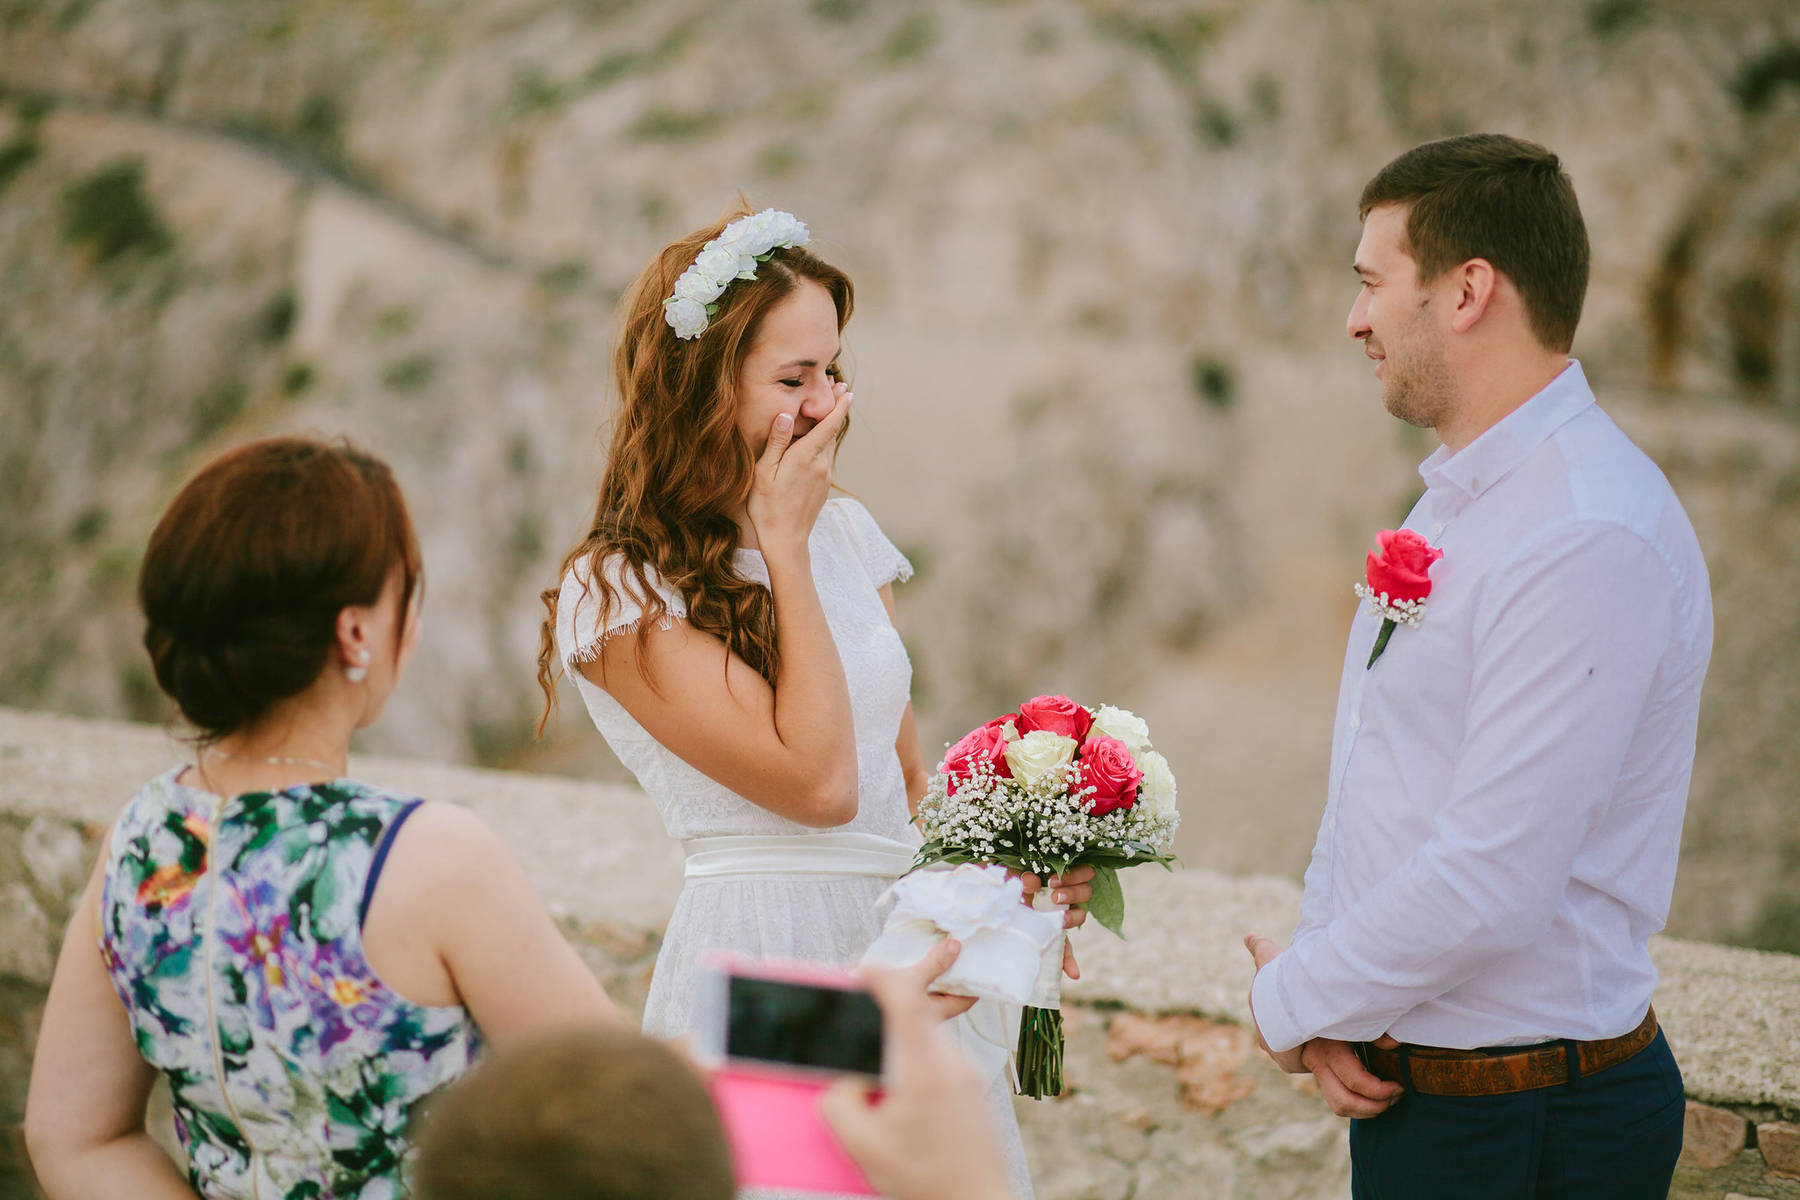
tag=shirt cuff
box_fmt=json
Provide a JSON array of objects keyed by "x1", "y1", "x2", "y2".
[{"x1": 1250, "y1": 960, "x2": 1309, "y2": 1054}]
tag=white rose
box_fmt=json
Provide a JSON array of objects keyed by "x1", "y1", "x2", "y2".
[
  {"x1": 691, "y1": 248, "x2": 741, "y2": 289},
  {"x1": 1091, "y1": 705, "x2": 1153, "y2": 757},
  {"x1": 704, "y1": 230, "x2": 757, "y2": 275},
  {"x1": 767, "y1": 211, "x2": 808, "y2": 249},
  {"x1": 672, "y1": 265, "x2": 726, "y2": 305},
  {"x1": 732, "y1": 211, "x2": 781, "y2": 256},
  {"x1": 1003, "y1": 730, "x2": 1078, "y2": 787},
  {"x1": 663, "y1": 297, "x2": 709, "y2": 339},
  {"x1": 1137, "y1": 750, "x2": 1178, "y2": 818}
]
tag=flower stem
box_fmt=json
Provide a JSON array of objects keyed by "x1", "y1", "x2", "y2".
[
  {"x1": 1366, "y1": 618, "x2": 1397, "y2": 669},
  {"x1": 1016, "y1": 1005, "x2": 1064, "y2": 1099}
]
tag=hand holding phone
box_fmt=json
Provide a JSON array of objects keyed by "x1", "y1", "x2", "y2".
[
  {"x1": 819, "y1": 945, "x2": 1019, "y2": 1200},
  {"x1": 696, "y1": 955, "x2": 887, "y2": 1195}
]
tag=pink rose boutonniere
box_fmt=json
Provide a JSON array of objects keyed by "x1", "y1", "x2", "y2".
[{"x1": 1354, "y1": 528, "x2": 1444, "y2": 669}]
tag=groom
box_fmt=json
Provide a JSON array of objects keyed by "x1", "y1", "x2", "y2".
[{"x1": 1245, "y1": 133, "x2": 1713, "y2": 1198}]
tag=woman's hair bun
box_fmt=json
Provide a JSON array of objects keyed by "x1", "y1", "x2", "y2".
[{"x1": 138, "y1": 437, "x2": 421, "y2": 740}]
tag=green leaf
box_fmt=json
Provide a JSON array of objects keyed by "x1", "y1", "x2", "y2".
[
  {"x1": 1367, "y1": 617, "x2": 1396, "y2": 668},
  {"x1": 1076, "y1": 847, "x2": 1176, "y2": 872},
  {"x1": 1086, "y1": 864, "x2": 1126, "y2": 937},
  {"x1": 909, "y1": 839, "x2": 949, "y2": 869}
]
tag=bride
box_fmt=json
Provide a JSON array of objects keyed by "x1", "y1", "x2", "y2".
[{"x1": 535, "y1": 206, "x2": 1088, "y2": 1197}]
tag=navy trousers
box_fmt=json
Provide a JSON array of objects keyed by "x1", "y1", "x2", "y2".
[{"x1": 1349, "y1": 1030, "x2": 1685, "y2": 1200}]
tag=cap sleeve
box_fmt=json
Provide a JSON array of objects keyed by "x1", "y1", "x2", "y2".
[
  {"x1": 829, "y1": 497, "x2": 913, "y2": 590},
  {"x1": 556, "y1": 553, "x2": 687, "y2": 668}
]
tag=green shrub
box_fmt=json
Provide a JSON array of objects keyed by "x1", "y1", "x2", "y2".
[
  {"x1": 0, "y1": 138, "x2": 38, "y2": 196},
  {"x1": 381, "y1": 353, "x2": 437, "y2": 391},
  {"x1": 61, "y1": 161, "x2": 174, "y2": 263},
  {"x1": 628, "y1": 107, "x2": 723, "y2": 141}
]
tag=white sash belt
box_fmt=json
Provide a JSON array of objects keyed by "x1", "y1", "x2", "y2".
[
  {"x1": 681, "y1": 832, "x2": 918, "y2": 881},
  {"x1": 684, "y1": 833, "x2": 1021, "y2": 1093}
]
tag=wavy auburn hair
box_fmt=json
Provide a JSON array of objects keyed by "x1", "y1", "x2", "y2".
[{"x1": 535, "y1": 205, "x2": 854, "y2": 733}]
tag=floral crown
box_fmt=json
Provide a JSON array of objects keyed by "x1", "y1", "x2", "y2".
[{"x1": 662, "y1": 209, "x2": 811, "y2": 340}]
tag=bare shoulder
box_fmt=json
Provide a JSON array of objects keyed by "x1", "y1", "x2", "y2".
[
  {"x1": 362, "y1": 800, "x2": 547, "y2": 960},
  {"x1": 388, "y1": 801, "x2": 511, "y2": 871}
]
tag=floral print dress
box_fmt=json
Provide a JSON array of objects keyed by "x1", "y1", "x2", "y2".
[{"x1": 99, "y1": 768, "x2": 480, "y2": 1200}]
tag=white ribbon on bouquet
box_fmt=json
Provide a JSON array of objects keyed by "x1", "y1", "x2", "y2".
[
  {"x1": 676, "y1": 834, "x2": 1034, "y2": 1089},
  {"x1": 861, "y1": 864, "x2": 1067, "y2": 1087},
  {"x1": 1025, "y1": 885, "x2": 1068, "y2": 1009}
]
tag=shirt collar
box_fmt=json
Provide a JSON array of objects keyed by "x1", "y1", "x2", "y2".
[{"x1": 1418, "y1": 359, "x2": 1595, "y2": 499}]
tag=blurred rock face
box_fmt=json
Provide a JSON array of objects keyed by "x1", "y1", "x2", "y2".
[{"x1": 1, "y1": 0, "x2": 1796, "y2": 946}]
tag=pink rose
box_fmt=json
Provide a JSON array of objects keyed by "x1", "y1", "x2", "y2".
[
  {"x1": 1364, "y1": 529, "x2": 1443, "y2": 605},
  {"x1": 1015, "y1": 695, "x2": 1094, "y2": 743},
  {"x1": 1077, "y1": 735, "x2": 1142, "y2": 816},
  {"x1": 943, "y1": 715, "x2": 1015, "y2": 792}
]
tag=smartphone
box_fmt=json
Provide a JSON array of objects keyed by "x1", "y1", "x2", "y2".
[{"x1": 696, "y1": 955, "x2": 885, "y2": 1196}]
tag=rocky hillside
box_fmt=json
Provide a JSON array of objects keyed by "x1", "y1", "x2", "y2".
[{"x1": 1, "y1": 0, "x2": 1796, "y2": 947}]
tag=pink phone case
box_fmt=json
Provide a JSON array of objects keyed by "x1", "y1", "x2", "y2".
[
  {"x1": 709, "y1": 1063, "x2": 881, "y2": 1195},
  {"x1": 702, "y1": 955, "x2": 883, "y2": 1196}
]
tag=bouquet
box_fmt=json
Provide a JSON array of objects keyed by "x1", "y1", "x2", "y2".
[{"x1": 909, "y1": 694, "x2": 1180, "y2": 1098}]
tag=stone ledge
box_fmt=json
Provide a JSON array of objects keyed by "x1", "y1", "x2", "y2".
[
  {"x1": 5, "y1": 700, "x2": 1798, "y2": 1114},
  {"x1": 4, "y1": 705, "x2": 1800, "y2": 1199}
]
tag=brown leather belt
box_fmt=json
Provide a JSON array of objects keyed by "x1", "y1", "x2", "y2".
[{"x1": 1359, "y1": 1006, "x2": 1659, "y2": 1097}]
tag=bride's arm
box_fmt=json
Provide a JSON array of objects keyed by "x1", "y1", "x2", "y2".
[
  {"x1": 582, "y1": 395, "x2": 860, "y2": 828},
  {"x1": 878, "y1": 584, "x2": 930, "y2": 817}
]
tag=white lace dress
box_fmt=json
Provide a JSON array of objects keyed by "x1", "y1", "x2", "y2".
[{"x1": 556, "y1": 497, "x2": 1033, "y2": 1199}]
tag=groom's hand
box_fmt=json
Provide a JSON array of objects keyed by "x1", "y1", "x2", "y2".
[
  {"x1": 1242, "y1": 934, "x2": 1405, "y2": 1115},
  {"x1": 1243, "y1": 933, "x2": 1307, "y2": 1073},
  {"x1": 1300, "y1": 1038, "x2": 1404, "y2": 1118}
]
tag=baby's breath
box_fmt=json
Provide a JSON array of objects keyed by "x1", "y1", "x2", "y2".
[{"x1": 917, "y1": 747, "x2": 1180, "y2": 877}]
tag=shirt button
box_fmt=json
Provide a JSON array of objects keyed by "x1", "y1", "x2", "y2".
[
  {"x1": 1349, "y1": 716, "x2": 1361, "y2": 731},
  {"x1": 1431, "y1": 523, "x2": 1445, "y2": 537}
]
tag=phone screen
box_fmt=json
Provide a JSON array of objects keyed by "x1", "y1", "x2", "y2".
[{"x1": 725, "y1": 974, "x2": 884, "y2": 1077}]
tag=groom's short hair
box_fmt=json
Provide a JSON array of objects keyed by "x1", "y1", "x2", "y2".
[
  {"x1": 411, "y1": 1026, "x2": 735, "y2": 1200},
  {"x1": 1360, "y1": 133, "x2": 1589, "y2": 355}
]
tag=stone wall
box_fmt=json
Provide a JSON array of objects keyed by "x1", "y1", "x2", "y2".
[{"x1": 3, "y1": 706, "x2": 1798, "y2": 1199}]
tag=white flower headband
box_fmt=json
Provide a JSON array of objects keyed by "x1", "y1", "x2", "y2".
[{"x1": 662, "y1": 209, "x2": 812, "y2": 340}]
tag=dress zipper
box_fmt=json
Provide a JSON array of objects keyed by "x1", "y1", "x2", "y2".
[{"x1": 201, "y1": 794, "x2": 261, "y2": 1199}]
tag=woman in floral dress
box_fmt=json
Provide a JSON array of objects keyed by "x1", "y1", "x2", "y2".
[{"x1": 26, "y1": 438, "x2": 616, "y2": 1200}]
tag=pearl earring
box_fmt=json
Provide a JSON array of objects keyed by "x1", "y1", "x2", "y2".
[{"x1": 345, "y1": 647, "x2": 371, "y2": 684}]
